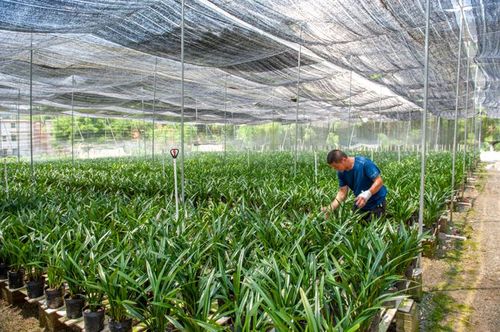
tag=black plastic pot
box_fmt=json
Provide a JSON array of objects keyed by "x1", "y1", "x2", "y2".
[
  {"x1": 26, "y1": 279, "x2": 45, "y2": 298},
  {"x1": 7, "y1": 269, "x2": 24, "y2": 289},
  {"x1": 65, "y1": 294, "x2": 85, "y2": 319},
  {"x1": 0, "y1": 262, "x2": 8, "y2": 279},
  {"x1": 83, "y1": 307, "x2": 105, "y2": 332},
  {"x1": 109, "y1": 318, "x2": 133, "y2": 332},
  {"x1": 45, "y1": 287, "x2": 64, "y2": 309}
]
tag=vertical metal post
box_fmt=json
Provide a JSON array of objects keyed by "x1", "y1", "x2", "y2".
[
  {"x1": 435, "y1": 116, "x2": 441, "y2": 150},
  {"x1": 195, "y1": 99, "x2": 198, "y2": 122},
  {"x1": 16, "y1": 89, "x2": 20, "y2": 161},
  {"x1": 152, "y1": 58, "x2": 158, "y2": 160},
  {"x1": 271, "y1": 89, "x2": 276, "y2": 151},
  {"x1": 406, "y1": 110, "x2": 412, "y2": 148},
  {"x1": 141, "y1": 87, "x2": 146, "y2": 158},
  {"x1": 378, "y1": 119, "x2": 383, "y2": 149},
  {"x1": 347, "y1": 60, "x2": 353, "y2": 150},
  {"x1": 463, "y1": 49, "x2": 471, "y2": 182},
  {"x1": 450, "y1": 7, "x2": 464, "y2": 222},
  {"x1": 29, "y1": 33, "x2": 34, "y2": 179},
  {"x1": 477, "y1": 92, "x2": 482, "y2": 152},
  {"x1": 418, "y1": 0, "x2": 431, "y2": 248},
  {"x1": 172, "y1": 156, "x2": 179, "y2": 220},
  {"x1": 314, "y1": 151, "x2": 318, "y2": 183},
  {"x1": 472, "y1": 65, "x2": 479, "y2": 161},
  {"x1": 294, "y1": 25, "x2": 303, "y2": 176},
  {"x1": 376, "y1": 97, "x2": 382, "y2": 149},
  {"x1": 224, "y1": 76, "x2": 228, "y2": 157},
  {"x1": 180, "y1": 0, "x2": 186, "y2": 207},
  {"x1": 3, "y1": 159, "x2": 8, "y2": 199},
  {"x1": 71, "y1": 75, "x2": 75, "y2": 164}
]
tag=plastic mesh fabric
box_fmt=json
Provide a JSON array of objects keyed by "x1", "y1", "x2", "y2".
[{"x1": 0, "y1": 0, "x2": 497, "y2": 123}]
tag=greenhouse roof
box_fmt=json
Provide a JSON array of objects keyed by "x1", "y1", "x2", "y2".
[{"x1": 0, "y1": 0, "x2": 498, "y2": 123}]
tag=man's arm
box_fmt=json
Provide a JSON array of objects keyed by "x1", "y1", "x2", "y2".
[
  {"x1": 355, "y1": 175, "x2": 383, "y2": 208},
  {"x1": 322, "y1": 185, "x2": 349, "y2": 215}
]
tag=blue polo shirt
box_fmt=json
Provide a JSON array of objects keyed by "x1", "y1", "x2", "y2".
[{"x1": 337, "y1": 156, "x2": 387, "y2": 211}]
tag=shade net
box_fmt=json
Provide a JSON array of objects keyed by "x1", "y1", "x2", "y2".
[{"x1": 0, "y1": 0, "x2": 498, "y2": 128}]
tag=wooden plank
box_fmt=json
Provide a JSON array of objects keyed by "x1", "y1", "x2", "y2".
[
  {"x1": 1, "y1": 285, "x2": 26, "y2": 305},
  {"x1": 398, "y1": 299, "x2": 414, "y2": 313},
  {"x1": 82, "y1": 318, "x2": 109, "y2": 332},
  {"x1": 74, "y1": 319, "x2": 85, "y2": 330},
  {"x1": 41, "y1": 308, "x2": 67, "y2": 332},
  {"x1": 5, "y1": 284, "x2": 26, "y2": 292},
  {"x1": 378, "y1": 308, "x2": 397, "y2": 332},
  {"x1": 24, "y1": 294, "x2": 45, "y2": 303},
  {"x1": 42, "y1": 304, "x2": 66, "y2": 314}
]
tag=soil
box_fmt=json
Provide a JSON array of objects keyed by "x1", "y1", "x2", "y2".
[
  {"x1": 421, "y1": 161, "x2": 500, "y2": 331},
  {"x1": 0, "y1": 298, "x2": 78, "y2": 332},
  {"x1": 0, "y1": 299, "x2": 42, "y2": 332}
]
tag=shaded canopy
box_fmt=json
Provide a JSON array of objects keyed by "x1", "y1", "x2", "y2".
[{"x1": 0, "y1": 0, "x2": 498, "y2": 124}]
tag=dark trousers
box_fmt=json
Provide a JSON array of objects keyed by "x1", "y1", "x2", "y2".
[{"x1": 353, "y1": 200, "x2": 386, "y2": 222}]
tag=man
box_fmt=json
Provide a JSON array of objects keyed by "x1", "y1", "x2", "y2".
[{"x1": 322, "y1": 149, "x2": 387, "y2": 220}]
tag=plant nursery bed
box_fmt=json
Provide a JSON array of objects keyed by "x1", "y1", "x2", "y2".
[
  {"x1": 0, "y1": 278, "x2": 6, "y2": 293},
  {"x1": 40, "y1": 304, "x2": 67, "y2": 332},
  {"x1": 369, "y1": 295, "x2": 411, "y2": 332},
  {"x1": 455, "y1": 201, "x2": 472, "y2": 212},
  {"x1": 1, "y1": 283, "x2": 27, "y2": 305}
]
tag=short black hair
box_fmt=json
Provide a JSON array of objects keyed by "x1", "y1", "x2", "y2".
[{"x1": 327, "y1": 149, "x2": 348, "y2": 164}]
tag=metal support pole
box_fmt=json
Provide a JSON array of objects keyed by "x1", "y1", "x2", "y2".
[
  {"x1": 435, "y1": 116, "x2": 441, "y2": 150},
  {"x1": 294, "y1": 25, "x2": 303, "y2": 176},
  {"x1": 3, "y1": 159, "x2": 8, "y2": 199},
  {"x1": 180, "y1": 0, "x2": 186, "y2": 207},
  {"x1": 195, "y1": 99, "x2": 198, "y2": 122},
  {"x1": 472, "y1": 65, "x2": 479, "y2": 161},
  {"x1": 271, "y1": 89, "x2": 276, "y2": 151},
  {"x1": 29, "y1": 33, "x2": 34, "y2": 179},
  {"x1": 450, "y1": 7, "x2": 464, "y2": 222},
  {"x1": 152, "y1": 58, "x2": 158, "y2": 160},
  {"x1": 141, "y1": 87, "x2": 146, "y2": 158},
  {"x1": 378, "y1": 119, "x2": 383, "y2": 149},
  {"x1": 16, "y1": 89, "x2": 20, "y2": 161},
  {"x1": 347, "y1": 61, "x2": 353, "y2": 150},
  {"x1": 477, "y1": 94, "x2": 482, "y2": 152},
  {"x1": 224, "y1": 76, "x2": 228, "y2": 157},
  {"x1": 418, "y1": 0, "x2": 431, "y2": 253},
  {"x1": 377, "y1": 97, "x2": 382, "y2": 148},
  {"x1": 71, "y1": 75, "x2": 75, "y2": 164},
  {"x1": 406, "y1": 110, "x2": 411, "y2": 148},
  {"x1": 463, "y1": 49, "x2": 471, "y2": 182}
]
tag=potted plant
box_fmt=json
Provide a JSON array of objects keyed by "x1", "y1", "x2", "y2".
[
  {"x1": 25, "y1": 258, "x2": 45, "y2": 299},
  {"x1": 124, "y1": 259, "x2": 181, "y2": 332},
  {"x1": 45, "y1": 243, "x2": 65, "y2": 309},
  {"x1": 80, "y1": 273, "x2": 105, "y2": 332},
  {"x1": 95, "y1": 252, "x2": 142, "y2": 332},
  {"x1": 71, "y1": 229, "x2": 116, "y2": 332},
  {"x1": 0, "y1": 259, "x2": 7, "y2": 280},
  {"x1": 23, "y1": 233, "x2": 46, "y2": 299},
  {"x1": 60, "y1": 240, "x2": 87, "y2": 319},
  {"x1": 0, "y1": 236, "x2": 8, "y2": 280},
  {"x1": 2, "y1": 237, "x2": 27, "y2": 290}
]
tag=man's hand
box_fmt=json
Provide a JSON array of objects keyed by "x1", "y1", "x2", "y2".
[
  {"x1": 321, "y1": 205, "x2": 332, "y2": 219},
  {"x1": 355, "y1": 190, "x2": 372, "y2": 208}
]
